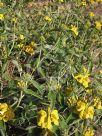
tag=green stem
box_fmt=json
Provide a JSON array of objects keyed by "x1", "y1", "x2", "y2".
[
  {"x1": 8, "y1": 32, "x2": 15, "y2": 57},
  {"x1": 0, "y1": 129, "x2": 6, "y2": 136},
  {"x1": 16, "y1": 90, "x2": 24, "y2": 108}
]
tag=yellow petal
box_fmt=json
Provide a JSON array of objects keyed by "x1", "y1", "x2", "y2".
[
  {"x1": 0, "y1": 14, "x2": 4, "y2": 20},
  {"x1": 74, "y1": 74, "x2": 83, "y2": 83},
  {"x1": 51, "y1": 110, "x2": 59, "y2": 125},
  {"x1": 19, "y1": 34, "x2": 25, "y2": 40},
  {"x1": 0, "y1": 115, "x2": 3, "y2": 120},
  {"x1": 37, "y1": 110, "x2": 47, "y2": 128},
  {"x1": 95, "y1": 21, "x2": 101, "y2": 30},
  {"x1": 0, "y1": 103, "x2": 8, "y2": 115},
  {"x1": 84, "y1": 128, "x2": 94, "y2": 136},
  {"x1": 76, "y1": 101, "x2": 86, "y2": 112},
  {"x1": 79, "y1": 110, "x2": 84, "y2": 119},
  {"x1": 85, "y1": 106, "x2": 94, "y2": 120},
  {"x1": 46, "y1": 115, "x2": 52, "y2": 130},
  {"x1": 2, "y1": 107, "x2": 15, "y2": 122}
]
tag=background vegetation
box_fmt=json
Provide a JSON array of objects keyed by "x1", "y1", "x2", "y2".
[{"x1": 0, "y1": 0, "x2": 102, "y2": 135}]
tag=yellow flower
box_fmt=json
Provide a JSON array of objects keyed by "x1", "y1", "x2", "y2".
[
  {"x1": 81, "y1": 1, "x2": 87, "y2": 6},
  {"x1": 0, "y1": 103, "x2": 8, "y2": 115},
  {"x1": 76, "y1": 100, "x2": 86, "y2": 112},
  {"x1": 100, "y1": 70, "x2": 102, "y2": 74},
  {"x1": 30, "y1": 41, "x2": 37, "y2": 49},
  {"x1": 67, "y1": 95, "x2": 78, "y2": 106},
  {"x1": 24, "y1": 46, "x2": 34, "y2": 55},
  {"x1": 82, "y1": 77, "x2": 90, "y2": 88},
  {"x1": 0, "y1": 14, "x2": 4, "y2": 20},
  {"x1": 74, "y1": 68, "x2": 90, "y2": 88},
  {"x1": 59, "y1": 0, "x2": 64, "y2": 2},
  {"x1": 19, "y1": 34, "x2": 25, "y2": 40},
  {"x1": 70, "y1": 25, "x2": 79, "y2": 36},
  {"x1": 94, "y1": 97, "x2": 102, "y2": 110},
  {"x1": 95, "y1": 21, "x2": 101, "y2": 30},
  {"x1": 76, "y1": 100, "x2": 94, "y2": 120},
  {"x1": 0, "y1": 103, "x2": 15, "y2": 122},
  {"x1": 37, "y1": 107, "x2": 59, "y2": 130},
  {"x1": 44, "y1": 16, "x2": 52, "y2": 22},
  {"x1": 85, "y1": 89, "x2": 92, "y2": 93},
  {"x1": 79, "y1": 106, "x2": 94, "y2": 120},
  {"x1": 89, "y1": 12, "x2": 95, "y2": 17},
  {"x1": 18, "y1": 80, "x2": 26, "y2": 88},
  {"x1": 51, "y1": 110, "x2": 59, "y2": 125},
  {"x1": 74, "y1": 74, "x2": 90, "y2": 88},
  {"x1": 89, "y1": 0, "x2": 95, "y2": 4},
  {"x1": 84, "y1": 128, "x2": 94, "y2": 136},
  {"x1": 74, "y1": 74, "x2": 84, "y2": 83},
  {"x1": 85, "y1": 106, "x2": 94, "y2": 119},
  {"x1": 2, "y1": 107, "x2": 15, "y2": 122},
  {"x1": 96, "y1": 0, "x2": 102, "y2": 2},
  {"x1": 12, "y1": 17, "x2": 17, "y2": 23},
  {"x1": 38, "y1": 110, "x2": 49, "y2": 129},
  {"x1": 18, "y1": 42, "x2": 37, "y2": 55},
  {"x1": 17, "y1": 43, "x2": 24, "y2": 48}
]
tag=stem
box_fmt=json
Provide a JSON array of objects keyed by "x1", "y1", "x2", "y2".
[
  {"x1": 16, "y1": 90, "x2": 24, "y2": 108},
  {"x1": 0, "y1": 82, "x2": 3, "y2": 97},
  {"x1": 0, "y1": 129, "x2": 6, "y2": 136},
  {"x1": 8, "y1": 31, "x2": 16, "y2": 57}
]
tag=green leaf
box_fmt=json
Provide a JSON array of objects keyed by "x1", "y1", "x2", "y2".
[
  {"x1": 2, "y1": 62, "x2": 8, "y2": 73},
  {"x1": 57, "y1": 93, "x2": 64, "y2": 106},
  {"x1": 2, "y1": 72, "x2": 12, "y2": 81},
  {"x1": 0, "y1": 121, "x2": 6, "y2": 130},
  {"x1": 37, "y1": 66, "x2": 45, "y2": 77},
  {"x1": 12, "y1": 60, "x2": 22, "y2": 73},
  {"x1": 24, "y1": 89, "x2": 42, "y2": 99},
  {"x1": 30, "y1": 80, "x2": 42, "y2": 92},
  {"x1": 0, "y1": 121, "x2": 4, "y2": 129},
  {"x1": 66, "y1": 113, "x2": 73, "y2": 123},
  {"x1": 48, "y1": 91, "x2": 56, "y2": 108},
  {"x1": 59, "y1": 115, "x2": 68, "y2": 129}
]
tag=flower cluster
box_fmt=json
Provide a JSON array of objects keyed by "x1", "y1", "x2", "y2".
[
  {"x1": 0, "y1": 14, "x2": 4, "y2": 20},
  {"x1": 37, "y1": 107, "x2": 59, "y2": 130},
  {"x1": 84, "y1": 127, "x2": 94, "y2": 136},
  {"x1": 44, "y1": 16, "x2": 52, "y2": 22},
  {"x1": 93, "y1": 97, "x2": 102, "y2": 110},
  {"x1": 1, "y1": 0, "x2": 102, "y2": 135},
  {"x1": 0, "y1": 103, "x2": 15, "y2": 122},
  {"x1": 76, "y1": 100, "x2": 94, "y2": 120},
  {"x1": 17, "y1": 41, "x2": 37, "y2": 55},
  {"x1": 89, "y1": 12, "x2": 95, "y2": 17},
  {"x1": 70, "y1": 25, "x2": 79, "y2": 36},
  {"x1": 74, "y1": 68, "x2": 90, "y2": 88},
  {"x1": 95, "y1": 21, "x2": 102, "y2": 30},
  {"x1": 67, "y1": 95, "x2": 78, "y2": 107},
  {"x1": 17, "y1": 80, "x2": 26, "y2": 89}
]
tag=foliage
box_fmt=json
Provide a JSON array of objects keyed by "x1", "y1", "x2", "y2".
[{"x1": 0, "y1": 0, "x2": 102, "y2": 135}]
